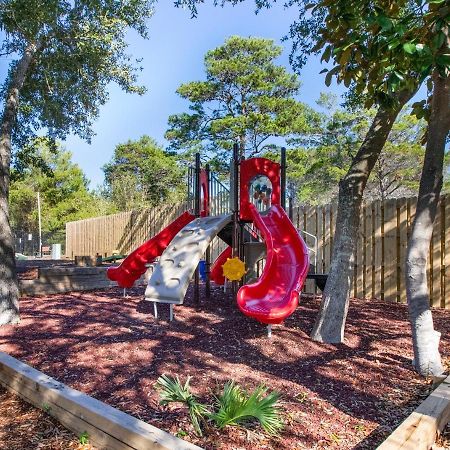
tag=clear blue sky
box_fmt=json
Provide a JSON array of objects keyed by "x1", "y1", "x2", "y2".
[
  {"x1": 1, "y1": 2, "x2": 346, "y2": 187},
  {"x1": 64, "y1": 1, "x2": 345, "y2": 187}
]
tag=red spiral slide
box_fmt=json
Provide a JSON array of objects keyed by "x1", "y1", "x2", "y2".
[
  {"x1": 237, "y1": 204, "x2": 309, "y2": 324},
  {"x1": 107, "y1": 211, "x2": 195, "y2": 288},
  {"x1": 210, "y1": 246, "x2": 232, "y2": 285}
]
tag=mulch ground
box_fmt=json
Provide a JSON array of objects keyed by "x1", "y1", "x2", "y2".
[
  {"x1": 1, "y1": 284, "x2": 449, "y2": 449},
  {"x1": 0, "y1": 385, "x2": 93, "y2": 450}
]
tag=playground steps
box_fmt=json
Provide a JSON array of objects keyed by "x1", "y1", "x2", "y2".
[{"x1": 145, "y1": 214, "x2": 232, "y2": 304}]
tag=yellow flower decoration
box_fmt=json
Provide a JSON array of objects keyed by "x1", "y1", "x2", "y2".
[{"x1": 222, "y1": 257, "x2": 246, "y2": 281}]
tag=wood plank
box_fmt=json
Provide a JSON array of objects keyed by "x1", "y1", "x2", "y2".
[
  {"x1": 397, "y1": 199, "x2": 408, "y2": 303},
  {"x1": 384, "y1": 199, "x2": 397, "y2": 302},
  {"x1": 330, "y1": 203, "x2": 337, "y2": 266},
  {"x1": 374, "y1": 201, "x2": 383, "y2": 300},
  {"x1": 303, "y1": 206, "x2": 316, "y2": 294},
  {"x1": 445, "y1": 196, "x2": 450, "y2": 309},
  {"x1": 356, "y1": 207, "x2": 364, "y2": 298},
  {"x1": 4, "y1": 380, "x2": 133, "y2": 450},
  {"x1": 323, "y1": 205, "x2": 331, "y2": 274},
  {"x1": 364, "y1": 204, "x2": 373, "y2": 299},
  {"x1": 0, "y1": 352, "x2": 201, "y2": 450},
  {"x1": 431, "y1": 199, "x2": 442, "y2": 307},
  {"x1": 378, "y1": 375, "x2": 450, "y2": 450},
  {"x1": 316, "y1": 207, "x2": 323, "y2": 275}
]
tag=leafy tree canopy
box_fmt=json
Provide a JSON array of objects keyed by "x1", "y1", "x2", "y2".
[
  {"x1": 177, "y1": 1, "x2": 449, "y2": 111},
  {"x1": 165, "y1": 35, "x2": 320, "y2": 159},
  {"x1": 0, "y1": 0, "x2": 155, "y2": 152},
  {"x1": 103, "y1": 135, "x2": 185, "y2": 211},
  {"x1": 264, "y1": 96, "x2": 438, "y2": 205},
  {"x1": 9, "y1": 138, "x2": 110, "y2": 236}
]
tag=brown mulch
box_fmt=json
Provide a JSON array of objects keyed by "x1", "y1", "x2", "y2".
[
  {"x1": 0, "y1": 385, "x2": 94, "y2": 450},
  {"x1": 1, "y1": 285, "x2": 449, "y2": 450}
]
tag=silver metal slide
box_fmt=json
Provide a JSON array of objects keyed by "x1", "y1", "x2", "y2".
[{"x1": 145, "y1": 214, "x2": 232, "y2": 305}]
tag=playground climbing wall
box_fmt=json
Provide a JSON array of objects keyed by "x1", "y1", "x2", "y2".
[{"x1": 66, "y1": 195, "x2": 450, "y2": 309}]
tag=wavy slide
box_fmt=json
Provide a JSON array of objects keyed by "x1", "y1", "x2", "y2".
[
  {"x1": 210, "y1": 246, "x2": 232, "y2": 285},
  {"x1": 107, "y1": 211, "x2": 195, "y2": 288},
  {"x1": 145, "y1": 214, "x2": 232, "y2": 304},
  {"x1": 237, "y1": 204, "x2": 309, "y2": 325}
]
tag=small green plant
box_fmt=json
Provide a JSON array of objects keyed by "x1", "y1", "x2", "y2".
[
  {"x1": 42, "y1": 403, "x2": 51, "y2": 413},
  {"x1": 294, "y1": 391, "x2": 309, "y2": 403},
  {"x1": 156, "y1": 375, "x2": 209, "y2": 436},
  {"x1": 156, "y1": 375, "x2": 283, "y2": 437},
  {"x1": 210, "y1": 381, "x2": 283, "y2": 435},
  {"x1": 79, "y1": 431, "x2": 89, "y2": 445},
  {"x1": 329, "y1": 433, "x2": 341, "y2": 444},
  {"x1": 176, "y1": 429, "x2": 188, "y2": 438}
]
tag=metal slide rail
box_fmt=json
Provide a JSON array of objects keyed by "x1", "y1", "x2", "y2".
[
  {"x1": 187, "y1": 167, "x2": 231, "y2": 216},
  {"x1": 209, "y1": 173, "x2": 231, "y2": 216},
  {"x1": 298, "y1": 229, "x2": 317, "y2": 269}
]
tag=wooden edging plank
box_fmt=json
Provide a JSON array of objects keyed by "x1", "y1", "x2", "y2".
[
  {"x1": 4, "y1": 379, "x2": 132, "y2": 450},
  {"x1": 0, "y1": 352, "x2": 202, "y2": 450},
  {"x1": 377, "y1": 375, "x2": 450, "y2": 450}
]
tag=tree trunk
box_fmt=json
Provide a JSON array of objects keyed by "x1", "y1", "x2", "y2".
[
  {"x1": 310, "y1": 89, "x2": 415, "y2": 343},
  {"x1": 406, "y1": 70, "x2": 449, "y2": 376},
  {"x1": 0, "y1": 40, "x2": 41, "y2": 325}
]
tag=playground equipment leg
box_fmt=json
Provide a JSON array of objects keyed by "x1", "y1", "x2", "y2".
[
  {"x1": 267, "y1": 325, "x2": 272, "y2": 338},
  {"x1": 153, "y1": 303, "x2": 158, "y2": 320},
  {"x1": 169, "y1": 304, "x2": 174, "y2": 322},
  {"x1": 123, "y1": 288, "x2": 126, "y2": 298}
]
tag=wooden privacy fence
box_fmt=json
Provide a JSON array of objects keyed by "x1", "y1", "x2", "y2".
[
  {"x1": 66, "y1": 202, "x2": 189, "y2": 259},
  {"x1": 66, "y1": 201, "x2": 229, "y2": 265},
  {"x1": 66, "y1": 195, "x2": 450, "y2": 308},
  {"x1": 293, "y1": 195, "x2": 450, "y2": 308}
]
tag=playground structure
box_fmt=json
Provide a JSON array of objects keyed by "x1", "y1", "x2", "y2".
[{"x1": 107, "y1": 145, "x2": 324, "y2": 333}]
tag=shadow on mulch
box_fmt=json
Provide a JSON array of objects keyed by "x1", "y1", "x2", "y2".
[{"x1": 0, "y1": 284, "x2": 448, "y2": 449}]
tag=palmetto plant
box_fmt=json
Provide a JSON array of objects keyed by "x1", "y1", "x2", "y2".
[
  {"x1": 156, "y1": 375, "x2": 209, "y2": 436},
  {"x1": 210, "y1": 381, "x2": 283, "y2": 435},
  {"x1": 156, "y1": 375, "x2": 283, "y2": 437}
]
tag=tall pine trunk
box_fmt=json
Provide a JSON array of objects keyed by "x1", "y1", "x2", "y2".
[
  {"x1": 310, "y1": 89, "x2": 415, "y2": 343},
  {"x1": 406, "y1": 70, "x2": 449, "y2": 376},
  {"x1": 0, "y1": 40, "x2": 41, "y2": 325}
]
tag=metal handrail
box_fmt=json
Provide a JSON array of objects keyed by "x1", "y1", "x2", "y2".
[{"x1": 298, "y1": 229, "x2": 317, "y2": 269}]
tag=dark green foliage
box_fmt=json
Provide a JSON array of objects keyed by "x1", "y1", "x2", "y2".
[
  {"x1": 263, "y1": 99, "x2": 431, "y2": 204},
  {"x1": 0, "y1": 0, "x2": 155, "y2": 151},
  {"x1": 9, "y1": 138, "x2": 111, "y2": 235},
  {"x1": 156, "y1": 375, "x2": 283, "y2": 437},
  {"x1": 103, "y1": 136, "x2": 185, "y2": 211},
  {"x1": 156, "y1": 375, "x2": 210, "y2": 436},
  {"x1": 209, "y1": 381, "x2": 283, "y2": 435},
  {"x1": 166, "y1": 36, "x2": 319, "y2": 159}
]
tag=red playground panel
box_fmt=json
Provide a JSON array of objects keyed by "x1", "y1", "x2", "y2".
[
  {"x1": 107, "y1": 211, "x2": 195, "y2": 288},
  {"x1": 210, "y1": 246, "x2": 232, "y2": 285}
]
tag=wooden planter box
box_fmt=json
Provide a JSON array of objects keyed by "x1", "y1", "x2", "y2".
[{"x1": 19, "y1": 267, "x2": 117, "y2": 296}]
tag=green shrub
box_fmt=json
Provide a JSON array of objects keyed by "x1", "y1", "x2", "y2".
[
  {"x1": 156, "y1": 375, "x2": 283, "y2": 437},
  {"x1": 210, "y1": 381, "x2": 283, "y2": 435},
  {"x1": 156, "y1": 374, "x2": 209, "y2": 436}
]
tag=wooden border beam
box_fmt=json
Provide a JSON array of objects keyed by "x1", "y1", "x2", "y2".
[
  {"x1": 378, "y1": 375, "x2": 450, "y2": 450},
  {"x1": 0, "y1": 352, "x2": 202, "y2": 450}
]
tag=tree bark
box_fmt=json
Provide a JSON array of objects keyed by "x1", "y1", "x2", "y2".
[
  {"x1": 310, "y1": 89, "x2": 415, "y2": 343},
  {"x1": 0, "y1": 40, "x2": 41, "y2": 325},
  {"x1": 405, "y1": 70, "x2": 449, "y2": 376}
]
